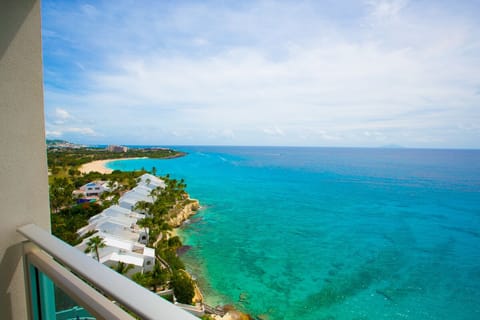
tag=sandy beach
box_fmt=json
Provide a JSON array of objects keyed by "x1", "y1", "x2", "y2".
[
  {"x1": 79, "y1": 157, "x2": 147, "y2": 174},
  {"x1": 79, "y1": 159, "x2": 113, "y2": 174}
]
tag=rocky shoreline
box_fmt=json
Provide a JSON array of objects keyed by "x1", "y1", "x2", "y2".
[{"x1": 171, "y1": 200, "x2": 254, "y2": 320}]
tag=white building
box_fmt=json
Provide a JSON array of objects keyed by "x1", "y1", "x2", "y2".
[
  {"x1": 75, "y1": 174, "x2": 167, "y2": 276},
  {"x1": 118, "y1": 189, "x2": 154, "y2": 211},
  {"x1": 118, "y1": 173, "x2": 166, "y2": 211},
  {"x1": 79, "y1": 181, "x2": 114, "y2": 197},
  {"x1": 76, "y1": 233, "x2": 155, "y2": 277},
  {"x1": 137, "y1": 173, "x2": 166, "y2": 190},
  {"x1": 106, "y1": 145, "x2": 128, "y2": 152},
  {"x1": 78, "y1": 205, "x2": 149, "y2": 244}
]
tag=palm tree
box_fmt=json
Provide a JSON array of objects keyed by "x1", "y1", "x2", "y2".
[
  {"x1": 133, "y1": 200, "x2": 151, "y2": 215},
  {"x1": 113, "y1": 262, "x2": 134, "y2": 275},
  {"x1": 84, "y1": 236, "x2": 106, "y2": 261},
  {"x1": 137, "y1": 216, "x2": 153, "y2": 237},
  {"x1": 149, "y1": 187, "x2": 163, "y2": 202}
]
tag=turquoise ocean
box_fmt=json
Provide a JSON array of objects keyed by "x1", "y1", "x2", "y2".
[{"x1": 108, "y1": 146, "x2": 480, "y2": 320}]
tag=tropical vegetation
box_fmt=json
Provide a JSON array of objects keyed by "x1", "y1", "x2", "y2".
[
  {"x1": 84, "y1": 235, "x2": 106, "y2": 261},
  {"x1": 47, "y1": 142, "x2": 196, "y2": 305}
]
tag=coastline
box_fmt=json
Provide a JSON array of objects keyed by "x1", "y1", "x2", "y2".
[
  {"x1": 80, "y1": 157, "x2": 246, "y2": 318},
  {"x1": 78, "y1": 157, "x2": 147, "y2": 174}
]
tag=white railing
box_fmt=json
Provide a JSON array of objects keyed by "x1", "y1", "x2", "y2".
[{"x1": 18, "y1": 224, "x2": 198, "y2": 320}]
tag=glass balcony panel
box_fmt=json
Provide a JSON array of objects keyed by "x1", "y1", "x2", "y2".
[{"x1": 29, "y1": 264, "x2": 96, "y2": 320}]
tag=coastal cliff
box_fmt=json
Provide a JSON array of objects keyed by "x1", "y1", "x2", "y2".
[{"x1": 168, "y1": 199, "x2": 200, "y2": 227}]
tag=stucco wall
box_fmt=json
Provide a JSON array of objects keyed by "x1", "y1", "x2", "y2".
[{"x1": 0, "y1": 0, "x2": 51, "y2": 318}]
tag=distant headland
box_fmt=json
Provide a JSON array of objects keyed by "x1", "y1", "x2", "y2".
[{"x1": 47, "y1": 140, "x2": 186, "y2": 176}]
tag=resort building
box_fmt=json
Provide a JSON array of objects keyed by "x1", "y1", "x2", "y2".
[
  {"x1": 79, "y1": 180, "x2": 115, "y2": 197},
  {"x1": 119, "y1": 189, "x2": 154, "y2": 211},
  {"x1": 77, "y1": 205, "x2": 148, "y2": 244},
  {"x1": 138, "y1": 173, "x2": 166, "y2": 189},
  {"x1": 75, "y1": 174, "x2": 165, "y2": 275},
  {"x1": 76, "y1": 232, "x2": 155, "y2": 277},
  {"x1": 118, "y1": 173, "x2": 166, "y2": 211},
  {"x1": 107, "y1": 144, "x2": 128, "y2": 152}
]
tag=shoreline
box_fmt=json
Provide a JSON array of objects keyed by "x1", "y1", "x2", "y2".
[
  {"x1": 174, "y1": 211, "x2": 250, "y2": 320},
  {"x1": 80, "y1": 156, "x2": 243, "y2": 318},
  {"x1": 78, "y1": 157, "x2": 147, "y2": 174}
]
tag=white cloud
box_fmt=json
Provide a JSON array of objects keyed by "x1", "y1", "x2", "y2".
[
  {"x1": 45, "y1": 130, "x2": 62, "y2": 137},
  {"x1": 67, "y1": 127, "x2": 97, "y2": 136},
  {"x1": 366, "y1": 0, "x2": 408, "y2": 20},
  {"x1": 41, "y1": 0, "x2": 480, "y2": 147},
  {"x1": 44, "y1": 126, "x2": 97, "y2": 138},
  {"x1": 263, "y1": 127, "x2": 285, "y2": 136},
  {"x1": 55, "y1": 108, "x2": 72, "y2": 120}
]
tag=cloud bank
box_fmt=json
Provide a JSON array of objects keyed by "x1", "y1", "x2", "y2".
[{"x1": 42, "y1": 0, "x2": 480, "y2": 147}]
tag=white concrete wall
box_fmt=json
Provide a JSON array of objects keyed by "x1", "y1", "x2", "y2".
[{"x1": 0, "y1": 0, "x2": 50, "y2": 318}]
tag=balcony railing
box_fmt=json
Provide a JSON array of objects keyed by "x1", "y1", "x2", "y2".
[{"x1": 18, "y1": 224, "x2": 198, "y2": 320}]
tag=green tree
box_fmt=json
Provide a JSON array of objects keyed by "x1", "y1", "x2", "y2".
[
  {"x1": 171, "y1": 270, "x2": 195, "y2": 304},
  {"x1": 150, "y1": 263, "x2": 170, "y2": 291},
  {"x1": 49, "y1": 177, "x2": 74, "y2": 213},
  {"x1": 167, "y1": 236, "x2": 183, "y2": 250},
  {"x1": 132, "y1": 272, "x2": 151, "y2": 288},
  {"x1": 133, "y1": 200, "x2": 152, "y2": 215},
  {"x1": 113, "y1": 262, "x2": 134, "y2": 275},
  {"x1": 84, "y1": 236, "x2": 106, "y2": 261}
]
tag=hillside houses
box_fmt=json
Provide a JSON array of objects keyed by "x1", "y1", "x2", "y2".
[
  {"x1": 76, "y1": 173, "x2": 165, "y2": 276},
  {"x1": 118, "y1": 173, "x2": 165, "y2": 211}
]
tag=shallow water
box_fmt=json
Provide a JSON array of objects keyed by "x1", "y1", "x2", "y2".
[{"x1": 109, "y1": 147, "x2": 480, "y2": 319}]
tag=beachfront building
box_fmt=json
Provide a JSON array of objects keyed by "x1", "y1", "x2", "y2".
[
  {"x1": 76, "y1": 232, "x2": 155, "y2": 277},
  {"x1": 75, "y1": 203, "x2": 154, "y2": 276},
  {"x1": 138, "y1": 173, "x2": 166, "y2": 189},
  {"x1": 119, "y1": 189, "x2": 154, "y2": 211},
  {"x1": 78, "y1": 205, "x2": 149, "y2": 244},
  {"x1": 75, "y1": 173, "x2": 167, "y2": 275},
  {"x1": 119, "y1": 173, "x2": 166, "y2": 211}
]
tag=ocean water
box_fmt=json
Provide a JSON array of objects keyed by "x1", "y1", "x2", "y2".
[{"x1": 108, "y1": 147, "x2": 480, "y2": 320}]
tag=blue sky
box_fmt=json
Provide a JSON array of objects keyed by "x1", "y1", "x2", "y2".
[{"x1": 42, "y1": 0, "x2": 480, "y2": 148}]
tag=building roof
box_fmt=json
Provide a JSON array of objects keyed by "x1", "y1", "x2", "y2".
[
  {"x1": 143, "y1": 247, "x2": 155, "y2": 258},
  {"x1": 75, "y1": 174, "x2": 160, "y2": 271},
  {"x1": 103, "y1": 205, "x2": 145, "y2": 219},
  {"x1": 138, "y1": 173, "x2": 165, "y2": 189},
  {"x1": 102, "y1": 252, "x2": 144, "y2": 267},
  {"x1": 120, "y1": 190, "x2": 153, "y2": 203}
]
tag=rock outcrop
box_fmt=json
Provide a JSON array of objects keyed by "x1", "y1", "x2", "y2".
[{"x1": 168, "y1": 199, "x2": 200, "y2": 227}]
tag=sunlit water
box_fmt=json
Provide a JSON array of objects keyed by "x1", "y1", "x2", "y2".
[{"x1": 109, "y1": 146, "x2": 480, "y2": 320}]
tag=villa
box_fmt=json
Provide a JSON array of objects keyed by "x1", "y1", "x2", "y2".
[
  {"x1": 138, "y1": 173, "x2": 166, "y2": 189},
  {"x1": 77, "y1": 205, "x2": 148, "y2": 244},
  {"x1": 79, "y1": 180, "x2": 115, "y2": 197},
  {"x1": 76, "y1": 232, "x2": 155, "y2": 277},
  {"x1": 118, "y1": 173, "x2": 166, "y2": 211},
  {"x1": 75, "y1": 173, "x2": 168, "y2": 277}
]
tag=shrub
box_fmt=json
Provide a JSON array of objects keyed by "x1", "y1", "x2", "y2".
[{"x1": 171, "y1": 270, "x2": 195, "y2": 304}]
